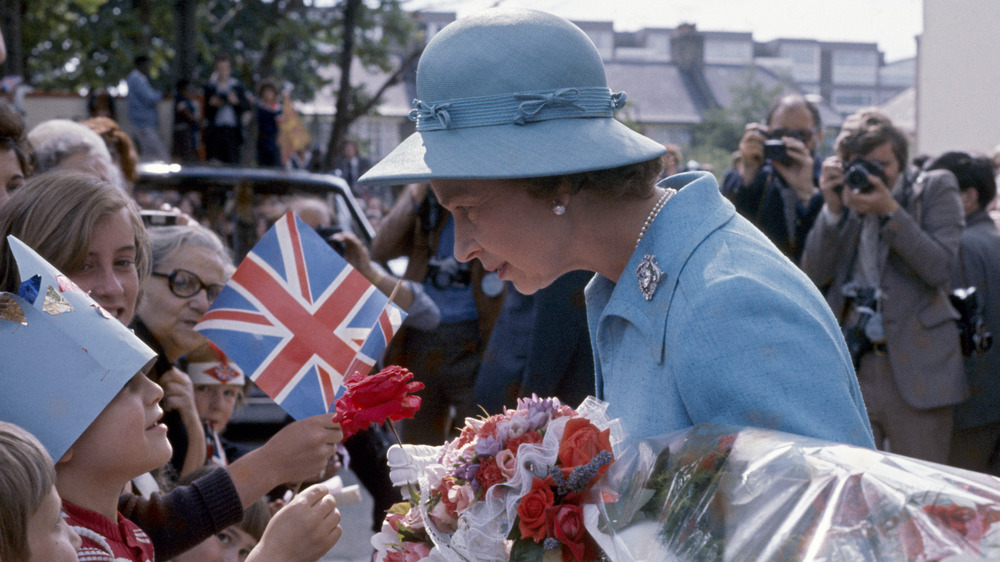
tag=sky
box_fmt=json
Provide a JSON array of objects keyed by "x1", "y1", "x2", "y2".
[{"x1": 404, "y1": 0, "x2": 923, "y2": 63}]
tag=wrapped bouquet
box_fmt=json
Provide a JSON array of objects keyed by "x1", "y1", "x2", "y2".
[
  {"x1": 594, "y1": 424, "x2": 1000, "y2": 561},
  {"x1": 374, "y1": 396, "x2": 624, "y2": 561},
  {"x1": 375, "y1": 402, "x2": 1000, "y2": 561}
]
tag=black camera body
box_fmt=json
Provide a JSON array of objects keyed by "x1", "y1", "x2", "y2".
[
  {"x1": 843, "y1": 158, "x2": 887, "y2": 194},
  {"x1": 842, "y1": 287, "x2": 879, "y2": 368},
  {"x1": 763, "y1": 139, "x2": 790, "y2": 164},
  {"x1": 426, "y1": 255, "x2": 471, "y2": 291},
  {"x1": 950, "y1": 286, "x2": 993, "y2": 356},
  {"x1": 314, "y1": 226, "x2": 346, "y2": 256}
]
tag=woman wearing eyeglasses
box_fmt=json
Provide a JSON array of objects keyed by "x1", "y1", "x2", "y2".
[{"x1": 126, "y1": 223, "x2": 233, "y2": 479}]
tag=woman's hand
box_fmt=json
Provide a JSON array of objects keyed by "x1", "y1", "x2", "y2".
[{"x1": 160, "y1": 367, "x2": 207, "y2": 476}]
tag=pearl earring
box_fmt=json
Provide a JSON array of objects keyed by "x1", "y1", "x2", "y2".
[{"x1": 553, "y1": 203, "x2": 566, "y2": 216}]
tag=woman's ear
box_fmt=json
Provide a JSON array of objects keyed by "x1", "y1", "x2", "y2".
[{"x1": 57, "y1": 447, "x2": 73, "y2": 465}]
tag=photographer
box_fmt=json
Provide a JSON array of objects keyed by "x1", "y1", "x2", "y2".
[
  {"x1": 801, "y1": 109, "x2": 966, "y2": 463},
  {"x1": 721, "y1": 94, "x2": 824, "y2": 264},
  {"x1": 924, "y1": 152, "x2": 1000, "y2": 474}
]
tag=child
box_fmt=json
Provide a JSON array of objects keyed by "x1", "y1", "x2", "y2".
[
  {"x1": 186, "y1": 342, "x2": 249, "y2": 467},
  {"x1": 0, "y1": 421, "x2": 82, "y2": 562},
  {"x1": 58, "y1": 371, "x2": 172, "y2": 561}
]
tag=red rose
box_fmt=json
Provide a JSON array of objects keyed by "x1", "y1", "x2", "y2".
[
  {"x1": 558, "y1": 417, "x2": 612, "y2": 469},
  {"x1": 332, "y1": 366, "x2": 424, "y2": 438},
  {"x1": 475, "y1": 457, "x2": 506, "y2": 492},
  {"x1": 517, "y1": 477, "x2": 555, "y2": 542},
  {"x1": 546, "y1": 503, "x2": 585, "y2": 561}
]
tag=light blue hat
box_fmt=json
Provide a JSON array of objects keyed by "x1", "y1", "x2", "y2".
[
  {"x1": 359, "y1": 8, "x2": 666, "y2": 186},
  {"x1": 0, "y1": 236, "x2": 156, "y2": 461}
]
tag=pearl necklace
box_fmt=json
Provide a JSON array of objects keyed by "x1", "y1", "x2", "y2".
[{"x1": 635, "y1": 188, "x2": 676, "y2": 248}]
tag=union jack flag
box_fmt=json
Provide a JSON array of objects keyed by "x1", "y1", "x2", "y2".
[{"x1": 195, "y1": 211, "x2": 406, "y2": 420}]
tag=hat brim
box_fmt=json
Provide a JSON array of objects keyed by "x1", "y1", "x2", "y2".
[{"x1": 359, "y1": 117, "x2": 666, "y2": 186}]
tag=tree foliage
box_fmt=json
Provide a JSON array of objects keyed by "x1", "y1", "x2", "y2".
[
  {"x1": 689, "y1": 67, "x2": 787, "y2": 175},
  {"x1": 15, "y1": 0, "x2": 415, "y2": 158}
]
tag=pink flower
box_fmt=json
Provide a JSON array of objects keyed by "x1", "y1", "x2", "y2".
[
  {"x1": 447, "y1": 482, "x2": 475, "y2": 514},
  {"x1": 496, "y1": 449, "x2": 519, "y2": 480}
]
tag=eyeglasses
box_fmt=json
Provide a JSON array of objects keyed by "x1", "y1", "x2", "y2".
[
  {"x1": 152, "y1": 269, "x2": 224, "y2": 302},
  {"x1": 768, "y1": 128, "x2": 816, "y2": 143}
]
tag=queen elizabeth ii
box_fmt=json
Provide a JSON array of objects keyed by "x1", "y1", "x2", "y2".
[{"x1": 362, "y1": 8, "x2": 874, "y2": 449}]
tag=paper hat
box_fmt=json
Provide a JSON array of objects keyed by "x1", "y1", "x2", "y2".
[
  {"x1": 186, "y1": 343, "x2": 245, "y2": 386},
  {"x1": 0, "y1": 236, "x2": 156, "y2": 461}
]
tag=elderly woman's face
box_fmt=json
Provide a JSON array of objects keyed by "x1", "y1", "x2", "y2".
[
  {"x1": 138, "y1": 244, "x2": 229, "y2": 362},
  {"x1": 67, "y1": 208, "x2": 140, "y2": 324},
  {"x1": 430, "y1": 178, "x2": 567, "y2": 295}
]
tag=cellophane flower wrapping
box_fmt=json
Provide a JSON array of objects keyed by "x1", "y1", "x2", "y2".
[
  {"x1": 591, "y1": 424, "x2": 1000, "y2": 561},
  {"x1": 373, "y1": 396, "x2": 625, "y2": 561},
  {"x1": 375, "y1": 409, "x2": 1000, "y2": 561}
]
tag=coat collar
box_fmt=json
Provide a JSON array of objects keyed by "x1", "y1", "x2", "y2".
[{"x1": 586, "y1": 171, "x2": 736, "y2": 363}]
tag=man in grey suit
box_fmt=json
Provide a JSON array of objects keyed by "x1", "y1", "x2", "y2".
[
  {"x1": 925, "y1": 152, "x2": 1000, "y2": 474},
  {"x1": 802, "y1": 110, "x2": 966, "y2": 463}
]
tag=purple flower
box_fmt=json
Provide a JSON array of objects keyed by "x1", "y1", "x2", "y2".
[
  {"x1": 452, "y1": 461, "x2": 480, "y2": 483},
  {"x1": 475, "y1": 435, "x2": 501, "y2": 457}
]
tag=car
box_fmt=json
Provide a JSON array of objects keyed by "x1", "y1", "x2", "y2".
[{"x1": 134, "y1": 163, "x2": 378, "y2": 443}]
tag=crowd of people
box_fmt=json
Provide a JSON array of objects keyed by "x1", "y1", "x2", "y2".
[{"x1": 2, "y1": 8, "x2": 1000, "y2": 562}]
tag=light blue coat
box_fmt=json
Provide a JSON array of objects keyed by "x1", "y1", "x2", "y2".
[{"x1": 586, "y1": 171, "x2": 875, "y2": 448}]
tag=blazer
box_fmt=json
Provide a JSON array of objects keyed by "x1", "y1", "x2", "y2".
[
  {"x1": 801, "y1": 169, "x2": 966, "y2": 409},
  {"x1": 721, "y1": 162, "x2": 824, "y2": 264},
  {"x1": 587, "y1": 171, "x2": 875, "y2": 448},
  {"x1": 951, "y1": 209, "x2": 1000, "y2": 429}
]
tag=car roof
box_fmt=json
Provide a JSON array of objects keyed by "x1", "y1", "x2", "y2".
[{"x1": 135, "y1": 162, "x2": 376, "y2": 242}]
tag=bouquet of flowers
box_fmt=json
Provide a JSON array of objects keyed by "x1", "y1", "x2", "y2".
[
  {"x1": 373, "y1": 396, "x2": 623, "y2": 561},
  {"x1": 591, "y1": 424, "x2": 1000, "y2": 561}
]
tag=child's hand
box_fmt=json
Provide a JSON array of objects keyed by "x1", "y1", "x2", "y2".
[
  {"x1": 249, "y1": 484, "x2": 342, "y2": 562},
  {"x1": 260, "y1": 415, "x2": 343, "y2": 485}
]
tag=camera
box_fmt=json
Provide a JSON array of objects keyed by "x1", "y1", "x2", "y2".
[
  {"x1": 314, "y1": 226, "x2": 346, "y2": 256},
  {"x1": 763, "y1": 139, "x2": 790, "y2": 164},
  {"x1": 426, "y1": 255, "x2": 471, "y2": 291},
  {"x1": 950, "y1": 286, "x2": 993, "y2": 356},
  {"x1": 140, "y1": 210, "x2": 179, "y2": 227},
  {"x1": 842, "y1": 287, "x2": 878, "y2": 368},
  {"x1": 843, "y1": 158, "x2": 887, "y2": 194}
]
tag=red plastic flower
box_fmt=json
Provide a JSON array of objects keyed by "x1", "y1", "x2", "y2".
[
  {"x1": 517, "y1": 477, "x2": 555, "y2": 542},
  {"x1": 547, "y1": 503, "x2": 586, "y2": 561},
  {"x1": 332, "y1": 365, "x2": 424, "y2": 438}
]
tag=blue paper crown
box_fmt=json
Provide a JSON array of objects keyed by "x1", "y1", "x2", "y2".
[{"x1": 0, "y1": 236, "x2": 156, "y2": 461}]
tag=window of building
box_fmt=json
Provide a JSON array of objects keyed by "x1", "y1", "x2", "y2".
[
  {"x1": 833, "y1": 90, "x2": 875, "y2": 113},
  {"x1": 831, "y1": 49, "x2": 878, "y2": 85},
  {"x1": 704, "y1": 39, "x2": 753, "y2": 64}
]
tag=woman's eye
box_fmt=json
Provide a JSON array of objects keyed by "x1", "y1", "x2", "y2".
[
  {"x1": 115, "y1": 259, "x2": 136, "y2": 268},
  {"x1": 224, "y1": 389, "x2": 238, "y2": 398},
  {"x1": 217, "y1": 532, "x2": 231, "y2": 544}
]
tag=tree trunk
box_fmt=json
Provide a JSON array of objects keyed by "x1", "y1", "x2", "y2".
[
  {"x1": 173, "y1": 0, "x2": 197, "y2": 82},
  {"x1": 323, "y1": 0, "x2": 362, "y2": 171}
]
